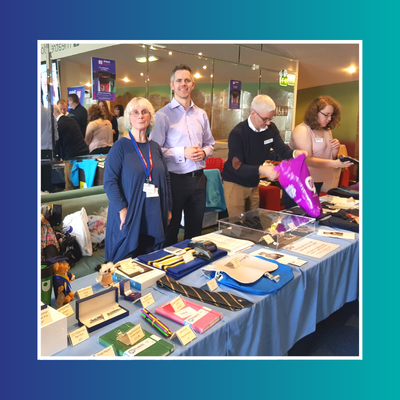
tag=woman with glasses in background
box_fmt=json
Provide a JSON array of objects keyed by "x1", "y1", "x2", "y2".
[
  {"x1": 103, "y1": 97, "x2": 172, "y2": 263},
  {"x1": 286, "y1": 96, "x2": 354, "y2": 207}
]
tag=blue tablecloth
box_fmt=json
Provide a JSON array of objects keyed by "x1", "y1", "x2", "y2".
[{"x1": 49, "y1": 232, "x2": 359, "y2": 358}]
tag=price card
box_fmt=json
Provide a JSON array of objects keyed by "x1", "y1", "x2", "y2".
[
  {"x1": 94, "y1": 345, "x2": 116, "y2": 357},
  {"x1": 229, "y1": 257, "x2": 241, "y2": 269},
  {"x1": 69, "y1": 326, "x2": 89, "y2": 346},
  {"x1": 57, "y1": 304, "x2": 74, "y2": 318},
  {"x1": 290, "y1": 258, "x2": 307, "y2": 267},
  {"x1": 182, "y1": 252, "x2": 194, "y2": 263},
  {"x1": 77, "y1": 286, "x2": 94, "y2": 299},
  {"x1": 140, "y1": 292, "x2": 155, "y2": 308},
  {"x1": 176, "y1": 325, "x2": 197, "y2": 346},
  {"x1": 41, "y1": 308, "x2": 53, "y2": 326},
  {"x1": 170, "y1": 295, "x2": 185, "y2": 312},
  {"x1": 206, "y1": 278, "x2": 218, "y2": 292},
  {"x1": 126, "y1": 324, "x2": 145, "y2": 345},
  {"x1": 262, "y1": 234, "x2": 274, "y2": 245}
]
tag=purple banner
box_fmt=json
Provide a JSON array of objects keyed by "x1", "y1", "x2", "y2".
[
  {"x1": 92, "y1": 57, "x2": 116, "y2": 101},
  {"x1": 229, "y1": 80, "x2": 241, "y2": 110}
]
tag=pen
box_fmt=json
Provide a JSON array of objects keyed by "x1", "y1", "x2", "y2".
[
  {"x1": 141, "y1": 308, "x2": 173, "y2": 338},
  {"x1": 141, "y1": 309, "x2": 169, "y2": 334}
]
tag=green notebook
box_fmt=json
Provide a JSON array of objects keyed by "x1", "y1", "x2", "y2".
[{"x1": 98, "y1": 322, "x2": 174, "y2": 357}]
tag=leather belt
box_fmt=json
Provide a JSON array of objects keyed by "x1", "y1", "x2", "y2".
[{"x1": 171, "y1": 169, "x2": 204, "y2": 177}]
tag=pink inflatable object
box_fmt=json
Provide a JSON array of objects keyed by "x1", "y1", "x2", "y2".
[{"x1": 275, "y1": 153, "x2": 322, "y2": 218}]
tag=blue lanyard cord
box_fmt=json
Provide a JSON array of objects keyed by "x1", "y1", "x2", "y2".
[{"x1": 129, "y1": 132, "x2": 152, "y2": 181}]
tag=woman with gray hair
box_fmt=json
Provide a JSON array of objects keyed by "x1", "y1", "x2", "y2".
[{"x1": 103, "y1": 97, "x2": 172, "y2": 263}]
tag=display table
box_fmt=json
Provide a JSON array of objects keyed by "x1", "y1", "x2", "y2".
[{"x1": 47, "y1": 229, "x2": 359, "y2": 358}]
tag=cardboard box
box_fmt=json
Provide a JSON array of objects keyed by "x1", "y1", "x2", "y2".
[
  {"x1": 41, "y1": 306, "x2": 68, "y2": 356},
  {"x1": 113, "y1": 259, "x2": 165, "y2": 291}
]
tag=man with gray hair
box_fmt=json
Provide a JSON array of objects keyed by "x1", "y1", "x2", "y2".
[{"x1": 222, "y1": 94, "x2": 306, "y2": 217}]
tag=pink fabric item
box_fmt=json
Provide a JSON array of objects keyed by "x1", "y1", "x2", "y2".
[
  {"x1": 275, "y1": 154, "x2": 322, "y2": 218},
  {"x1": 155, "y1": 297, "x2": 223, "y2": 334}
]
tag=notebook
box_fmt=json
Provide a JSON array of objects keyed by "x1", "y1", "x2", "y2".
[
  {"x1": 98, "y1": 322, "x2": 174, "y2": 357},
  {"x1": 155, "y1": 297, "x2": 223, "y2": 334}
]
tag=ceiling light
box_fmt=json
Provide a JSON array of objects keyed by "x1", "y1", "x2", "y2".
[
  {"x1": 194, "y1": 73, "x2": 201, "y2": 79},
  {"x1": 348, "y1": 66, "x2": 356, "y2": 73},
  {"x1": 198, "y1": 52, "x2": 202, "y2": 56},
  {"x1": 122, "y1": 77, "x2": 129, "y2": 82},
  {"x1": 203, "y1": 65, "x2": 207, "y2": 69},
  {"x1": 210, "y1": 74, "x2": 213, "y2": 78},
  {"x1": 85, "y1": 82, "x2": 91, "y2": 87},
  {"x1": 140, "y1": 73, "x2": 144, "y2": 76},
  {"x1": 169, "y1": 51, "x2": 172, "y2": 55},
  {"x1": 135, "y1": 56, "x2": 159, "y2": 63}
]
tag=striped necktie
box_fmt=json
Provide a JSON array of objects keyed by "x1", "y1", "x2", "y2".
[{"x1": 156, "y1": 275, "x2": 253, "y2": 311}]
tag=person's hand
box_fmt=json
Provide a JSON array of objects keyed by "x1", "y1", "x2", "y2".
[
  {"x1": 294, "y1": 149, "x2": 308, "y2": 158},
  {"x1": 184, "y1": 146, "x2": 204, "y2": 161},
  {"x1": 119, "y1": 207, "x2": 127, "y2": 230},
  {"x1": 259, "y1": 165, "x2": 280, "y2": 181},
  {"x1": 329, "y1": 139, "x2": 340, "y2": 150},
  {"x1": 167, "y1": 211, "x2": 172, "y2": 225},
  {"x1": 335, "y1": 159, "x2": 353, "y2": 168}
]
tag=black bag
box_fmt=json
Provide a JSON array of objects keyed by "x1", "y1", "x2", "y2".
[{"x1": 55, "y1": 231, "x2": 83, "y2": 267}]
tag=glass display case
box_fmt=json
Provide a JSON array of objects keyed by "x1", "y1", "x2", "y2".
[{"x1": 217, "y1": 208, "x2": 315, "y2": 249}]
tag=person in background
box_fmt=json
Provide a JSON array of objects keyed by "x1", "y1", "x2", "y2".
[
  {"x1": 41, "y1": 104, "x2": 59, "y2": 192},
  {"x1": 57, "y1": 99, "x2": 69, "y2": 116},
  {"x1": 286, "y1": 96, "x2": 354, "y2": 208},
  {"x1": 150, "y1": 64, "x2": 215, "y2": 246},
  {"x1": 98, "y1": 100, "x2": 119, "y2": 142},
  {"x1": 85, "y1": 104, "x2": 113, "y2": 155},
  {"x1": 67, "y1": 93, "x2": 87, "y2": 138},
  {"x1": 221, "y1": 94, "x2": 307, "y2": 217},
  {"x1": 53, "y1": 104, "x2": 89, "y2": 190},
  {"x1": 103, "y1": 97, "x2": 172, "y2": 263},
  {"x1": 114, "y1": 104, "x2": 128, "y2": 139}
]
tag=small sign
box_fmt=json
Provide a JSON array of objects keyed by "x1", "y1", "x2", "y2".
[
  {"x1": 183, "y1": 252, "x2": 194, "y2": 263},
  {"x1": 263, "y1": 234, "x2": 274, "y2": 245},
  {"x1": 57, "y1": 304, "x2": 75, "y2": 318},
  {"x1": 229, "y1": 257, "x2": 241, "y2": 269},
  {"x1": 290, "y1": 259, "x2": 307, "y2": 267},
  {"x1": 140, "y1": 292, "x2": 155, "y2": 308},
  {"x1": 206, "y1": 278, "x2": 218, "y2": 292},
  {"x1": 69, "y1": 326, "x2": 90, "y2": 346},
  {"x1": 41, "y1": 309, "x2": 53, "y2": 326},
  {"x1": 275, "y1": 106, "x2": 289, "y2": 116},
  {"x1": 126, "y1": 324, "x2": 145, "y2": 345},
  {"x1": 94, "y1": 345, "x2": 116, "y2": 357},
  {"x1": 170, "y1": 296, "x2": 185, "y2": 312},
  {"x1": 176, "y1": 325, "x2": 197, "y2": 346},
  {"x1": 77, "y1": 286, "x2": 94, "y2": 299},
  {"x1": 228, "y1": 80, "x2": 241, "y2": 110}
]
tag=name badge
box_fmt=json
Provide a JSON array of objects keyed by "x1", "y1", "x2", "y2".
[
  {"x1": 143, "y1": 183, "x2": 155, "y2": 193},
  {"x1": 264, "y1": 138, "x2": 273, "y2": 145},
  {"x1": 315, "y1": 138, "x2": 324, "y2": 143}
]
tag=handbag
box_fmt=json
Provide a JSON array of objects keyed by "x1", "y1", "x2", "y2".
[{"x1": 55, "y1": 231, "x2": 83, "y2": 267}]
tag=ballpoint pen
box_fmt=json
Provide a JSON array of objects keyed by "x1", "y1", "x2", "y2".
[{"x1": 141, "y1": 308, "x2": 173, "y2": 338}]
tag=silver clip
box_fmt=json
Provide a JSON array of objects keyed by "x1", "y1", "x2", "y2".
[{"x1": 264, "y1": 271, "x2": 280, "y2": 282}]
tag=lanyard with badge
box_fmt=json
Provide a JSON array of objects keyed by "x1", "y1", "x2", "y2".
[{"x1": 129, "y1": 132, "x2": 159, "y2": 198}]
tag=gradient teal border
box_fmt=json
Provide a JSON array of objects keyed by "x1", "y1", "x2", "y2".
[{"x1": 5, "y1": 2, "x2": 393, "y2": 398}]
